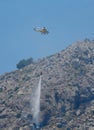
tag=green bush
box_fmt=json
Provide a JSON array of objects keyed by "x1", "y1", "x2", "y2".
[{"x1": 16, "y1": 57, "x2": 34, "y2": 69}]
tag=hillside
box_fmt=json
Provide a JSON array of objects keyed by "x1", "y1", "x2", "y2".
[{"x1": 0, "y1": 39, "x2": 94, "y2": 130}]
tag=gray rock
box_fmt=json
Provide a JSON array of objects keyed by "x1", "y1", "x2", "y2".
[{"x1": 0, "y1": 39, "x2": 94, "y2": 130}]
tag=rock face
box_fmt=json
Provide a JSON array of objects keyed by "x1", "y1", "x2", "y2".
[{"x1": 0, "y1": 39, "x2": 94, "y2": 130}]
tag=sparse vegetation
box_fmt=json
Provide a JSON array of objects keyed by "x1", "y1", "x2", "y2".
[
  {"x1": 1, "y1": 39, "x2": 94, "y2": 130},
  {"x1": 14, "y1": 86, "x2": 19, "y2": 91}
]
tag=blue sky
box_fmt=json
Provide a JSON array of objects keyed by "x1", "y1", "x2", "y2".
[{"x1": 0, "y1": 0, "x2": 94, "y2": 75}]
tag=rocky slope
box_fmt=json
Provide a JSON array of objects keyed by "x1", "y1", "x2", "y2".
[{"x1": 0, "y1": 39, "x2": 94, "y2": 130}]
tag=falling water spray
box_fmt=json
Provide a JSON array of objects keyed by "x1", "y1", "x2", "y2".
[{"x1": 31, "y1": 74, "x2": 42, "y2": 128}]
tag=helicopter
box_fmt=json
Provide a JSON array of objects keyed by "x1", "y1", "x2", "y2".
[{"x1": 33, "y1": 27, "x2": 49, "y2": 34}]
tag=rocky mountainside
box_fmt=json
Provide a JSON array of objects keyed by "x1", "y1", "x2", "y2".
[{"x1": 1, "y1": 39, "x2": 94, "y2": 130}]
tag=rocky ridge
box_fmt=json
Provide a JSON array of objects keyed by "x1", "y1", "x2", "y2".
[{"x1": 0, "y1": 39, "x2": 94, "y2": 130}]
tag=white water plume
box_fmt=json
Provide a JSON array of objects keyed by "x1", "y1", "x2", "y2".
[{"x1": 31, "y1": 75, "x2": 42, "y2": 126}]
